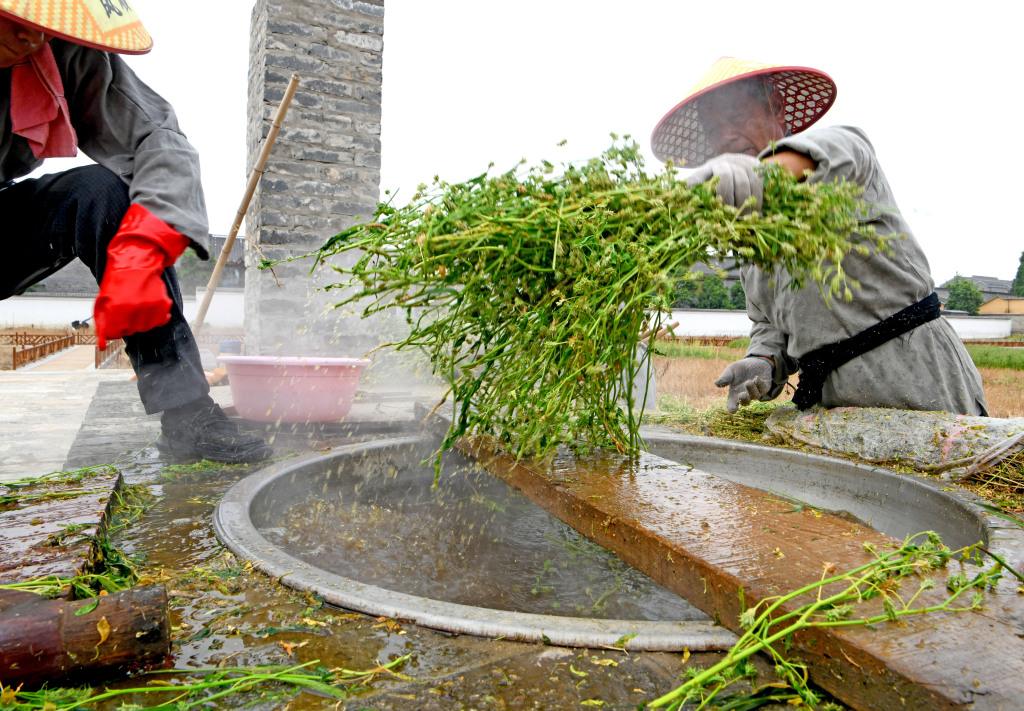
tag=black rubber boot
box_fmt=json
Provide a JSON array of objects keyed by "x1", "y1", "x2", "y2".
[{"x1": 157, "y1": 396, "x2": 272, "y2": 464}]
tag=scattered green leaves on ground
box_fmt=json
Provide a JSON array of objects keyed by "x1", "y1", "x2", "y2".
[
  {"x1": 646, "y1": 531, "x2": 1001, "y2": 709},
  {"x1": 0, "y1": 464, "x2": 118, "y2": 508},
  {"x1": 0, "y1": 657, "x2": 413, "y2": 711},
  {"x1": 644, "y1": 399, "x2": 780, "y2": 442},
  {"x1": 0, "y1": 464, "x2": 143, "y2": 600},
  {"x1": 161, "y1": 458, "x2": 252, "y2": 480},
  {"x1": 0, "y1": 571, "x2": 132, "y2": 600}
]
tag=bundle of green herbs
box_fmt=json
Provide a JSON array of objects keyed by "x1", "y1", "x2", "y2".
[{"x1": 299, "y1": 138, "x2": 886, "y2": 461}]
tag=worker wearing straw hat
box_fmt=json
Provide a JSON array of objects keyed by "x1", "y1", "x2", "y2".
[
  {"x1": 0, "y1": 1, "x2": 272, "y2": 462},
  {"x1": 652, "y1": 57, "x2": 987, "y2": 416}
]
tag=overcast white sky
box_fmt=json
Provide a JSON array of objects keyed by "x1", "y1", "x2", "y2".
[{"x1": 38, "y1": 0, "x2": 1022, "y2": 284}]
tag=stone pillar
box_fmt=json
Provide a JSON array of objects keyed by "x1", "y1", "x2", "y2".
[{"x1": 244, "y1": 0, "x2": 383, "y2": 357}]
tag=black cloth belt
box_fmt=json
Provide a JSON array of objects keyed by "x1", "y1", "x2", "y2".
[{"x1": 792, "y1": 292, "x2": 942, "y2": 410}]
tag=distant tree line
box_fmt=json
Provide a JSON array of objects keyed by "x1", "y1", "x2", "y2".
[
  {"x1": 671, "y1": 249, "x2": 1024, "y2": 315},
  {"x1": 671, "y1": 269, "x2": 746, "y2": 310}
]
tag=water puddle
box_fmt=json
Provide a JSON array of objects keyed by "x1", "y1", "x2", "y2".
[{"x1": 259, "y1": 447, "x2": 707, "y2": 621}]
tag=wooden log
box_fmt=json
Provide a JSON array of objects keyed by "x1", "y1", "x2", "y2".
[{"x1": 0, "y1": 585, "x2": 170, "y2": 687}]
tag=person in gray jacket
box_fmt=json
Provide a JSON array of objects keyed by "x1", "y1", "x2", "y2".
[
  {"x1": 651, "y1": 58, "x2": 987, "y2": 416},
  {"x1": 0, "y1": 2, "x2": 271, "y2": 462}
]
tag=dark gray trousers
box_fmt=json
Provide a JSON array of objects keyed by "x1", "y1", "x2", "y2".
[{"x1": 0, "y1": 164, "x2": 209, "y2": 414}]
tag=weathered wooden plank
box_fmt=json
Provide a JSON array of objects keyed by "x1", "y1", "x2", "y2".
[
  {"x1": 0, "y1": 468, "x2": 122, "y2": 590},
  {"x1": 450, "y1": 434, "x2": 1024, "y2": 710}
]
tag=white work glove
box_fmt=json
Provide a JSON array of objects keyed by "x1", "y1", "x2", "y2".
[
  {"x1": 715, "y1": 357, "x2": 773, "y2": 413},
  {"x1": 685, "y1": 154, "x2": 764, "y2": 212}
]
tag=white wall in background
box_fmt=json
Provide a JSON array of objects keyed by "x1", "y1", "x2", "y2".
[{"x1": 0, "y1": 292, "x2": 244, "y2": 329}]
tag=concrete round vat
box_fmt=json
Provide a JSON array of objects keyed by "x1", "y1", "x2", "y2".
[
  {"x1": 640, "y1": 428, "x2": 994, "y2": 551},
  {"x1": 213, "y1": 434, "x2": 736, "y2": 651}
]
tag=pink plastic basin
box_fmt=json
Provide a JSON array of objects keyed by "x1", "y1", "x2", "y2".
[{"x1": 218, "y1": 355, "x2": 370, "y2": 423}]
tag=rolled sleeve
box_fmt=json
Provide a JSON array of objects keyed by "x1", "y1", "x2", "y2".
[
  {"x1": 54, "y1": 40, "x2": 210, "y2": 257},
  {"x1": 761, "y1": 126, "x2": 876, "y2": 188}
]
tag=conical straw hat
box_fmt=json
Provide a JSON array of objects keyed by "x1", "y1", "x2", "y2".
[
  {"x1": 651, "y1": 57, "x2": 836, "y2": 166},
  {"x1": 0, "y1": 0, "x2": 151, "y2": 54}
]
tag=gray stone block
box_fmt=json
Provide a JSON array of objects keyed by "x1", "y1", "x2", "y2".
[
  {"x1": 291, "y1": 91, "x2": 324, "y2": 109},
  {"x1": 353, "y1": 154, "x2": 381, "y2": 169},
  {"x1": 323, "y1": 98, "x2": 382, "y2": 117},
  {"x1": 332, "y1": 31, "x2": 383, "y2": 54},
  {"x1": 328, "y1": 200, "x2": 378, "y2": 216},
  {"x1": 295, "y1": 148, "x2": 350, "y2": 163},
  {"x1": 354, "y1": 0, "x2": 385, "y2": 13},
  {"x1": 266, "y1": 20, "x2": 314, "y2": 37},
  {"x1": 280, "y1": 127, "x2": 322, "y2": 143}
]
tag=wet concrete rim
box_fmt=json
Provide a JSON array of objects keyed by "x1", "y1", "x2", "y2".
[
  {"x1": 212, "y1": 435, "x2": 739, "y2": 652},
  {"x1": 640, "y1": 427, "x2": 1024, "y2": 563}
]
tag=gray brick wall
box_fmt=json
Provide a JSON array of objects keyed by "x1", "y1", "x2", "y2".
[{"x1": 244, "y1": 0, "x2": 383, "y2": 356}]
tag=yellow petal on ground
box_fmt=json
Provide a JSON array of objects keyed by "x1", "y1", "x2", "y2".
[
  {"x1": 280, "y1": 640, "x2": 309, "y2": 656},
  {"x1": 97, "y1": 616, "x2": 111, "y2": 645}
]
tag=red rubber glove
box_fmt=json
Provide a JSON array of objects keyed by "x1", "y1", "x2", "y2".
[{"x1": 94, "y1": 205, "x2": 191, "y2": 349}]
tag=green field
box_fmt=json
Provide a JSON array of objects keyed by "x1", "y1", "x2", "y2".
[
  {"x1": 656, "y1": 339, "x2": 1024, "y2": 371},
  {"x1": 964, "y1": 344, "x2": 1024, "y2": 370},
  {"x1": 654, "y1": 338, "x2": 748, "y2": 360}
]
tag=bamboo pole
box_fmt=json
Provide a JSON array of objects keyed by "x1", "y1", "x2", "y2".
[{"x1": 192, "y1": 73, "x2": 301, "y2": 335}]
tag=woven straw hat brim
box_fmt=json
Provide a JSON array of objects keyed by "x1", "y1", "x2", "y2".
[
  {"x1": 0, "y1": 0, "x2": 151, "y2": 54},
  {"x1": 651, "y1": 60, "x2": 836, "y2": 167}
]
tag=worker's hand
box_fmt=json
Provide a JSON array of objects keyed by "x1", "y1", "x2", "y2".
[
  {"x1": 685, "y1": 154, "x2": 763, "y2": 212},
  {"x1": 94, "y1": 205, "x2": 190, "y2": 349},
  {"x1": 715, "y1": 357, "x2": 773, "y2": 413}
]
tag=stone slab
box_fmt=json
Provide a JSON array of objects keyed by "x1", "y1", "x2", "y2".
[{"x1": 443, "y1": 428, "x2": 1024, "y2": 711}]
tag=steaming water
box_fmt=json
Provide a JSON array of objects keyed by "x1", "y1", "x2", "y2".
[{"x1": 259, "y1": 448, "x2": 708, "y2": 621}]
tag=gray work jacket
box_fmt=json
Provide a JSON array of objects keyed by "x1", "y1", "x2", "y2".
[
  {"x1": 0, "y1": 39, "x2": 209, "y2": 257},
  {"x1": 743, "y1": 125, "x2": 986, "y2": 415}
]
